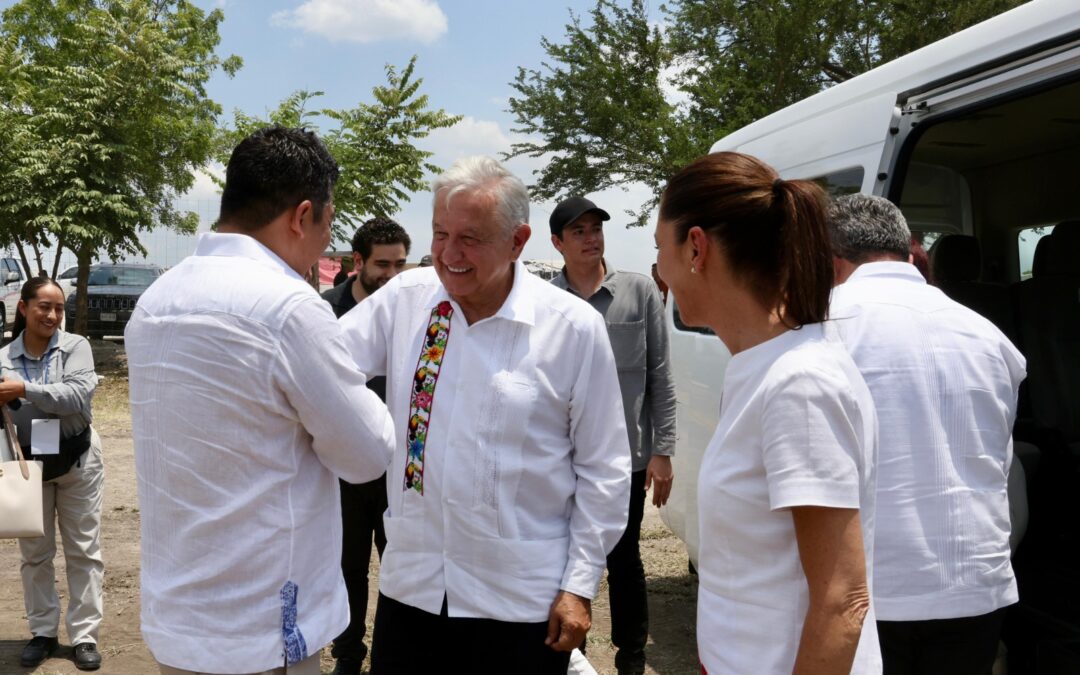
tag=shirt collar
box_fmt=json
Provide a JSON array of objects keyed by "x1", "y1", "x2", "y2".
[
  {"x1": 194, "y1": 231, "x2": 304, "y2": 282},
  {"x1": 424, "y1": 260, "x2": 536, "y2": 327},
  {"x1": 845, "y1": 260, "x2": 926, "y2": 285},
  {"x1": 553, "y1": 260, "x2": 617, "y2": 299},
  {"x1": 10, "y1": 330, "x2": 61, "y2": 360}
]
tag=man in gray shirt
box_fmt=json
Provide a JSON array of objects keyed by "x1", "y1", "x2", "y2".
[{"x1": 550, "y1": 196, "x2": 676, "y2": 675}]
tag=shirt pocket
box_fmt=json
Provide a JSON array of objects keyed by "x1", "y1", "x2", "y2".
[
  {"x1": 607, "y1": 320, "x2": 646, "y2": 373},
  {"x1": 465, "y1": 372, "x2": 538, "y2": 515}
]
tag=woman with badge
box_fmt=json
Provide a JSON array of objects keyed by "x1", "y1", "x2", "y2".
[{"x1": 0, "y1": 275, "x2": 104, "y2": 671}]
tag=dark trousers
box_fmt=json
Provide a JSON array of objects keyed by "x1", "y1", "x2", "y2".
[
  {"x1": 878, "y1": 607, "x2": 1008, "y2": 675},
  {"x1": 331, "y1": 475, "x2": 388, "y2": 666},
  {"x1": 370, "y1": 593, "x2": 571, "y2": 675},
  {"x1": 605, "y1": 468, "x2": 649, "y2": 672}
]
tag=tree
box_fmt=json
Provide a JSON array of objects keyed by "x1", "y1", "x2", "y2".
[
  {"x1": 508, "y1": 0, "x2": 686, "y2": 227},
  {"x1": 507, "y1": 0, "x2": 1026, "y2": 226},
  {"x1": 0, "y1": 0, "x2": 240, "y2": 334},
  {"x1": 216, "y1": 57, "x2": 461, "y2": 245}
]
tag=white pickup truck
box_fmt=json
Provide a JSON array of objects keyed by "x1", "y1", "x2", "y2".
[{"x1": 0, "y1": 256, "x2": 26, "y2": 338}]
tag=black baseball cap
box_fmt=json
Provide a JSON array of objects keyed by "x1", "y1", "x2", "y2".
[{"x1": 549, "y1": 196, "x2": 610, "y2": 236}]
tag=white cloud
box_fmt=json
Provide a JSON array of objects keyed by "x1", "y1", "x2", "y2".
[
  {"x1": 659, "y1": 61, "x2": 693, "y2": 110},
  {"x1": 174, "y1": 165, "x2": 225, "y2": 232},
  {"x1": 421, "y1": 116, "x2": 513, "y2": 161},
  {"x1": 271, "y1": 0, "x2": 448, "y2": 44}
]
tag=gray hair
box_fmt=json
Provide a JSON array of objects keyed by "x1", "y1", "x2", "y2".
[
  {"x1": 827, "y1": 194, "x2": 911, "y2": 262},
  {"x1": 431, "y1": 156, "x2": 529, "y2": 235}
]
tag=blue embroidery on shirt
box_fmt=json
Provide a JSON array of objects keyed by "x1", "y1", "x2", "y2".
[{"x1": 280, "y1": 580, "x2": 308, "y2": 664}]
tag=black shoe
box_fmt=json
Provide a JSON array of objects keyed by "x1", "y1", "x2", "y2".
[
  {"x1": 73, "y1": 642, "x2": 102, "y2": 671},
  {"x1": 330, "y1": 657, "x2": 363, "y2": 675},
  {"x1": 20, "y1": 635, "x2": 59, "y2": 667}
]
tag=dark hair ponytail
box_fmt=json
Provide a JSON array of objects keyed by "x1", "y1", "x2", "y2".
[
  {"x1": 771, "y1": 178, "x2": 833, "y2": 326},
  {"x1": 659, "y1": 152, "x2": 833, "y2": 328},
  {"x1": 12, "y1": 274, "x2": 64, "y2": 340}
]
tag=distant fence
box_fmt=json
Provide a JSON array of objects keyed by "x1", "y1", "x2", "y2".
[{"x1": 8, "y1": 198, "x2": 219, "y2": 276}]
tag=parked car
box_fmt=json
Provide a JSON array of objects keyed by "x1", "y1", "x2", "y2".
[
  {"x1": 56, "y1": 265, "x2": 79, "y2": 298},
  {"x1": 65, "y1": 263, "x2": 163, "y2": 338},
  {"x1": 0, "y1": 256, "x2": 27, "y2": 338}
]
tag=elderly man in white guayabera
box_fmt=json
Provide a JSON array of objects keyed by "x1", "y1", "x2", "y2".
[{"x1": 340, "y1": 156, "x2": 632, "y2": 675}]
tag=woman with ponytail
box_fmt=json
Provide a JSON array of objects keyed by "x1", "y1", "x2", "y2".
[
  {"x1": 0, "y1": 275, "x2": 104, "y2": 671},
  {"x1": 654, "y1": 153, "x2": 881, "y2": 674}
]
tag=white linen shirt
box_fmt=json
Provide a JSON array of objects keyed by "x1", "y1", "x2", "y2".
[
  {"x1": 125, "y1": 233, "x2": 396, "y2": 674},
  {"x1": 340, "y1": 263, "x2": 632, "y2": 623},
  {"x1": 696, "y1": 324, "x2": 881, "y2": 674},
  {"x1": 830, "y1": 261, "x2": 1025, "y2": 621}
]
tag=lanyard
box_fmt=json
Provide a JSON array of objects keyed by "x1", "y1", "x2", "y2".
[{"x1": 20, "y1": 347, "x2": 56, "y2": 385}]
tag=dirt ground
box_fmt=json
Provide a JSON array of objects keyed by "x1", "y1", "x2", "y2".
[{"x1": 0, "y1": 340, "x2": 699, "y2": 674}]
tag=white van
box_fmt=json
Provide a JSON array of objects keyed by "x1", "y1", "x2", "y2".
[{"x1": 661, "y1": 0, "x2": 1080, "y2": 671}]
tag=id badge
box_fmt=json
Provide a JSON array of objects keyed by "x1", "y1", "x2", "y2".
[{"x1": 31, "y1": 419, "x2": 61, "y2": 456}]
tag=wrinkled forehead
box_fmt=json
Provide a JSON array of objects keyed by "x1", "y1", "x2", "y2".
[{"x1": 432, "y1": 187, "x2": 503, "y2": 234}]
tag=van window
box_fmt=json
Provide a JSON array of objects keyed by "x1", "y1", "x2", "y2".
[
  {"x1": 810, "y1": 167, "x2": 864, "y2": 198},
  {"x1": 673, "y1": 301, "x2": 713, "y2": 335},
  {"x1": 1017, "y1": 224, "x2": 1055, "y2": 280}
]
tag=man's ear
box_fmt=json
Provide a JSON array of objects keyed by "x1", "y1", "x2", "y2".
[
  {"x1": 290, "y1": 200, "x2": 313, "y2": 238},
  {"x1": 511, "y1": 223, "x2": 532, "y2": 260}
]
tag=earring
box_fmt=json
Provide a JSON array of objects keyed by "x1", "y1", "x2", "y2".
[{"x1": 690, "y1": 265, "x2": 697, "y2": 274}]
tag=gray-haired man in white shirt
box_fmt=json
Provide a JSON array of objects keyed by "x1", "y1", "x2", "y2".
[
  {"x1": 340, "y1": 156, "x2": 632, "y2": 674},
  {"x1": 126, "y1": 126, "x2": 396, "y2": 675},
  {"x1": 828, "y1": 194, "x2": 1025, "y2": 675}
]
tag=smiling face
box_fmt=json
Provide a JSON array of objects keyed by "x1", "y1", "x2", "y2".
[
  {"x1": 431, "y1": 188, "x2": 530, "y2": 321},
  {"x1": 355, "y1": 242, "x2": 408, "y2": 295},
  {"x1": 18, "y1": 283, "x2": 65, "y2": 343}
]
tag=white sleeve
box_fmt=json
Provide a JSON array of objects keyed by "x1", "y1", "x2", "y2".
[
  {"x1": 338, "y1": 286, "x2": 391, "y2": 378},
  {"x1": 274, "y1": 295, "x2": 395, "y2": 484},
  {"x1": 561, "y1": 312, "x2": 633, "y2": 599},
  {"x1": 761, "y1": 364, "x2": 863, "y2": 511}
]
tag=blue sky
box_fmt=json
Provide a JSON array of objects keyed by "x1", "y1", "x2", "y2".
[{"x1": 162, "y1": 0, "x2": 666, "y2": 273}]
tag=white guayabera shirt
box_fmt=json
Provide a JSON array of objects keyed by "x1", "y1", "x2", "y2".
[
  {"x1": 830, "y1": 261, "x2": 1025, "y2": 622},
  {"x1": 340, "y1": 263, "x2": 633, "y2": 623},
  {"x1": 125, "y1": 233, "x2": 396, "y2": 673}
]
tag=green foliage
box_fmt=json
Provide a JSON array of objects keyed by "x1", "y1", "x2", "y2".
[
  {"x1": 216, "y1": 56, "x2": 461, "y2": 244},
  {"x1": 508, "y1": 0, "x2": 1026, "y2": 226},
  {"x1": 0, "y1": 0, "x2": 238, "y2": 331}
]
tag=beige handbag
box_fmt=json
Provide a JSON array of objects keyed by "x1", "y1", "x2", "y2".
[{"x1": 0, "y1": 406, "x2": 44, "y2": 538}]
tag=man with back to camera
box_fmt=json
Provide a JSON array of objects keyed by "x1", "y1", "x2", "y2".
[
  {"x1": 320, "y1": 217, "x2": 411, "y2": 675},
  {"x1": 549, "y1": 196, "x2": 676, "y2": 675},
  {"x1": 827, "y1": 194, "x2": 1025, "y2": 675},
  {"x1": 125, "y1": 126, "x2": 396, "y2": 675},
  {"x1": 338, "y1": 156, "x2": 632, "y2": 674}
]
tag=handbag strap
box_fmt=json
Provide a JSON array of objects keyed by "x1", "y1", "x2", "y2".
[{"x1": 1, "y1": 406, "x2": 29, "y2": 480}]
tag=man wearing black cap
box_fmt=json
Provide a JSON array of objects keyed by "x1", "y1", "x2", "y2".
[{"x1": 549, "y1": 197, "x2": 676, "y2": 675}]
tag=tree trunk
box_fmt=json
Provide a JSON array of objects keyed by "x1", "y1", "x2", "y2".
[
  {"x1": 50, "y1": 236, "x2": 65, "y2": 279},
  {"x1": 12, "y1": 236, "x2": 33, "y2": 278},
  {"x1": 29, "y1": 239, "x2": 44, "y2": 276},
  {"x1": 71, "y1": 243, "x2": 94, "y2": 337}
]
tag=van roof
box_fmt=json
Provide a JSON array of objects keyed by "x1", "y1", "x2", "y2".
[{"x1": 711, "y1": 0, "x2": 1080, "y2": 154}]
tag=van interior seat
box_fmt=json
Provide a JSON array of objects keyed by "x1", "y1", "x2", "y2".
[
  {"x1": 1012, "y1": 220, "x2": 1080, "y2": 449},
  {"x1": 930, "y1": 234, "x2": 1017, "y2": 340}
]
